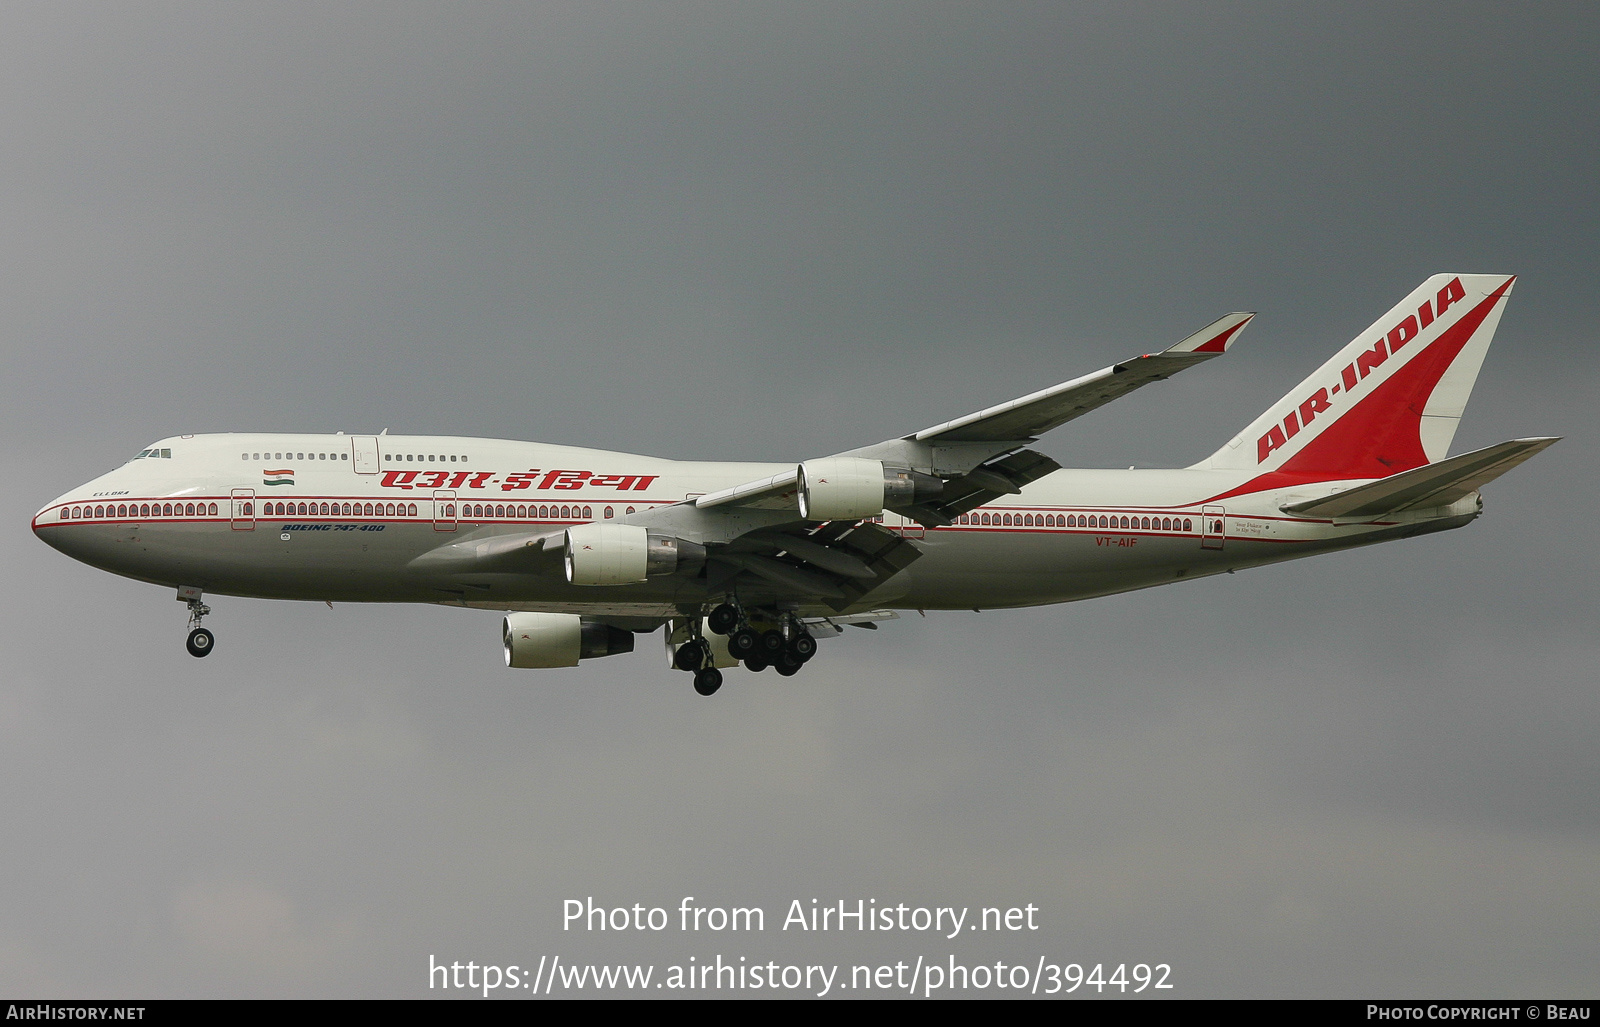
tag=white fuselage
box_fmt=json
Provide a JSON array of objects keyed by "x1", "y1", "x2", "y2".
[{"x1": 34, "y1": 432, "x2": 1479, "y2": 618}]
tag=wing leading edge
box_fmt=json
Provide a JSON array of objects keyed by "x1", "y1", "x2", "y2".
[{"x1": 909, "y1": 311, "x2": 1254, "y2": 444}]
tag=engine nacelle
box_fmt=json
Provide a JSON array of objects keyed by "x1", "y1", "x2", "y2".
[
  {"x1": 565, "y1": 523, "x2": 648, "y2": 584},
  {"x1": 503, "y1": 612, "x2": 635, "y2": 668},
  {"x1": 646, "y1": 533, "x2": 707, "y2": 578},
  {"x1": 564, "y1": 522, "x2": 706, "y2": 585},
  {"x1": 797, "y1": 458, "x2": 943, "y2": 521},
  {"x1": 798, "y1": 457, "x2": 886, "y2": 521}
]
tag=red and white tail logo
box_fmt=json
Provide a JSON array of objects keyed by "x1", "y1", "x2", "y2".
[{"x1": 1197, "y1": 274, "x2": 1516, "y2": 486}]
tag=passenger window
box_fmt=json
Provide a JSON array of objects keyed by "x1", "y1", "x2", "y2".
[
  {"x1": 450, "y1": 455, "x2": 457, "y2": 462},
  {"x1": 241, "y1": 453, "x2": 248, "y2": 460},
  {"x1": 409, "y1": 503, "x2": 418, "y2": 516},
  {"x1": 604, "y1": 507, "x2": 614, "y2": 519},
  {"x1": 625, "y1": 506, "x2": 635, "y2": 515},
  {"x1": 582, "y1": 506, "x2": 592, "y2": 519}
]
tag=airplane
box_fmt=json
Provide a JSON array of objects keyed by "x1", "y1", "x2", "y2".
[{"x1": 33, "y1": 274, "x2": 1555, "y2": 697}]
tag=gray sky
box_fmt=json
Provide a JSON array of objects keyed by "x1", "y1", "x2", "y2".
[{"x1": 3, "y1": 1, "x2": 1596, "y2": 998}]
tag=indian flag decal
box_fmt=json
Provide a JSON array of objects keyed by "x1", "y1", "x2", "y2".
[{"x1": 263, "y1": 469, "x2": 294, "y2": 486}]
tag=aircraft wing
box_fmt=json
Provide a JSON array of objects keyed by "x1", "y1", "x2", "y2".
[
  {"x1": 908, "y1": 312, "x2": 1254, "y2": 444},
  {"x1": 694, "y1": 311, "x2": 1254, "y2": 516},
  {"x1": 703, "y1": 520, "x2": 923, "y2": 612}
]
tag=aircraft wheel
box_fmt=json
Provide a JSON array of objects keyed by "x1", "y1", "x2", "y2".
[
  {"x1": 673, "y1": 639, "x2": 708, "y2": 672},
  {"x1": 693, "y1": 667, "x2": 723, "y2": 696},
  {"x1": 186, "y1": 627, "x2": 215, "y2": 658},
  {"x1": 760, "y1": 629, "x2": 786, "y2": 655},
  {"x1": 775, "y1": 655, "x2": 801, "y2": 677},
  {"x1": 728, "y1": 629, "x2": 759, "y2": 659},
  {"x1": 788, "y1": 633, "x2": 817, "y2": 661},
  {"x1": 744, "y1": 654, "x2": 768, "y2": 672},
  {"x1": 708, "y1": 603, "x2": 739, "y2": 635}
]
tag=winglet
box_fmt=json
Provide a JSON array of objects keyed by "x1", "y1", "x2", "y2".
[{"x1": 1164, "y1": 312, "x2": 1255, "y2": 355}]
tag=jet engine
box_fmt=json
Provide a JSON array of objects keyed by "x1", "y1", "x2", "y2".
[
  {"x1": 797, "y1": 457, "x2": 943, "y2": 521},
  {"x1": 564, "y1": 523, "x2": 706, "y2": 585},
  {"x1": 503, "y1": 612, "x2": 635, "y2": 668}
]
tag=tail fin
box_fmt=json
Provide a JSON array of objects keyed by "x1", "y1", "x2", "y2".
[{"x1": 1196, "y1": 274, "x2": 1516, "y2": 483}]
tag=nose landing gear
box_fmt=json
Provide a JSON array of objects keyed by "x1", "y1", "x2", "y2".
[
  {"x1": 186, "y1": 627, "x2": 215, "y2": 658},
  {"x1": 179, "y1": 586, "x2": 214, "y2": 658}
]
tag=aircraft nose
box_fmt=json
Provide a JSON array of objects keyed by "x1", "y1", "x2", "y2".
[{"x1": 34, "y1": 493, "x2": 75, "y2": 549}]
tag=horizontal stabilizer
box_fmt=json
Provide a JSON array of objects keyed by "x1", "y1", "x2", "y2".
[{"x1": 1281, "y1": 437, "x2": 1559, "y2": 519}]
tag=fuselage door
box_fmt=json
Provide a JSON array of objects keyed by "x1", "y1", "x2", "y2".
[
  {"x1": 231, "y1": 488, "x2": 256, "y2": 531},
  {"x1": 1201, "y1": 504, "x2": 1225, "y2": 550},
  {"x1": 351, "y1": 436, "x2": 380, "y2": 474},
  {"x1": 434, "y1": 490, "x2": 457, "y2": 532}
]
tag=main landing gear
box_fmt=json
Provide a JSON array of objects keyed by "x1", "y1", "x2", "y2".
[
  {"x1": 180, "y1": 587, "x2": 214, "y2": 658},
  {"x1": 672, "y1": 634, "x2": 724, "y2": 696},
  {"x1": 693, "y1": 667, "x2": 723, "y2": 697},
  {"x1": 674, "y1": 601, "x2": 821, "y2": 697},
  {"x1": 708, "y1": 601, "x2": 816, "y2": 682}
]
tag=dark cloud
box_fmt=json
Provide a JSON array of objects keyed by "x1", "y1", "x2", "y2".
[{"x1": 4, "y1": 1, "x2": 1596, "y2": 997}]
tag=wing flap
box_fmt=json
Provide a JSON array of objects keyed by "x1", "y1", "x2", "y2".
[
  {"x1": 1281, "y1": 437, "x2": 1559, "y2": 519},
  {"x1": 892, "y1": 448, "x2": 1062, "y2": 526}
]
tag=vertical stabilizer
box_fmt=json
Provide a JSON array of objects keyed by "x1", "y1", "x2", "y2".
[{"x1": 1195, "y1": 274, "x2": 1515, "y2": 483}]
